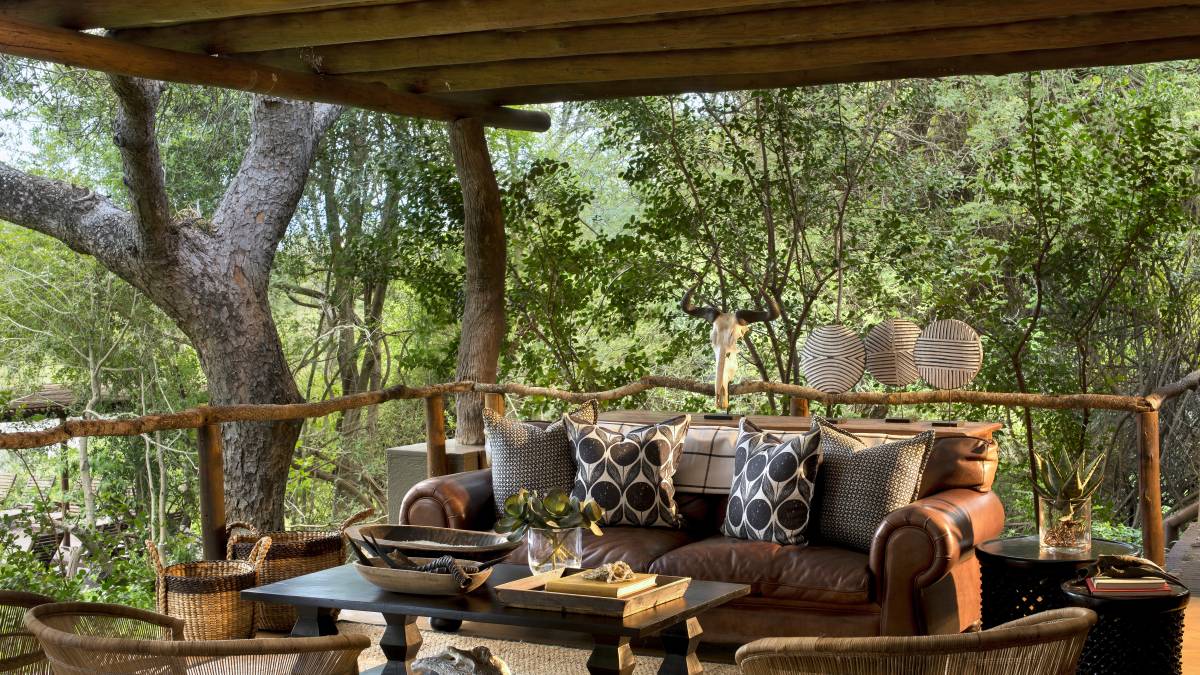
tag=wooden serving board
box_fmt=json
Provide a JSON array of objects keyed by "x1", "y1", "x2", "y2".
[{"x1": 496, "y1": 568, "x2": 691, "y2": 617}]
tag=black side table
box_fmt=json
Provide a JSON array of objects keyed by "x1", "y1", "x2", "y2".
[
  {"x1": 1062, "y1": 578, "x2": 1190, "y2": 675},
  {"x1": 977, "y1": 536, "x2": 1137, "y2": 628}
]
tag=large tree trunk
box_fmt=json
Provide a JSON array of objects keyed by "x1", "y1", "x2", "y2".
[
  {"x1": 448, "y1": 117, "x2": 506, "y2": 445},
  {"x1": 0, "y1": 77, "x2": 342, "y2": 530}
]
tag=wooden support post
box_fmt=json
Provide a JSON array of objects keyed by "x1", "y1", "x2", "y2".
[
  {"x1": 1137, "y1": 410, "x2": 1165, "y2": 566},
  {"x1": 484, "y1": 392, "x2": 506, "y2": 417},
  {"x1": 789, "y1": 397, "x2": 810, "y2": 417},
  {"x1": 196, "y1": 423, "x2": 227, "y2": 561},
  {"x1": 425, "y1": 395, "x2": 449, "y2": 478},
  {"x1": 449, "y1": 117, "x2": 506, "y2": 446}
]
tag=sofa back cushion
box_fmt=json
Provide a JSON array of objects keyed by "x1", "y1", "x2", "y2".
[{"x1": 597, "y1": 419, "x2": 971, "y2": 497}]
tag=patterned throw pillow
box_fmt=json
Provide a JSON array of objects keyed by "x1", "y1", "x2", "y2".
[
  {"x1": 722, "y1": 419, "x2": 822, "y2": 545},
  {"x1": 565, "y1": 414, "x2": 690, "y2": 528},
  {"x1": 814, "y1": 417, "x2": 935, "y2": 552},
  {"x1": 485, "y1": 400, "x2": 599, "y2": 515}
]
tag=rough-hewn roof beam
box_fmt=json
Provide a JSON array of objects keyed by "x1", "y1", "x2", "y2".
[
  {"x1": 240, "y1": 0, "x2": 1192, "y2": 73},
  {"x1": 0, "y1": 1, "x2": 416, "y2": 30},
  {"x1": 113, "y1": 0, "x2": 836, "y2": 54},
  {"x1": 0, "y1": 17, "x2": 549, "y2": 132},
  {"x1": 444, "y1": 37, "x2": 1200, "y2": 105},
  {"x1": 356, "y1": 7, "x2": 1200, "y2": 94}
]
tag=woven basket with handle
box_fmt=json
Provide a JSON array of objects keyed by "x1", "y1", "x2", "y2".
[
  {"x1": 147, "y1": 537, "x2": 271, "y2": 641},
  {"x1": 226, "y1": 508, "x2": 373, "y2": 631}
]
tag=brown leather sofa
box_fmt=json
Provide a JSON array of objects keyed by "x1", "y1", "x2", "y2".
[{"x1": 400, "y1": 414, "x2": 1004, "y2": 644}]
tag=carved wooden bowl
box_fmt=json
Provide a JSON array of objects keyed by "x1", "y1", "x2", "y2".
[
  {"x1": 345, "y1": 524, "x2": 519, "y2": 562},
  {"x1": 354, "y1": 557, "x2": 492, "y2": 595}
]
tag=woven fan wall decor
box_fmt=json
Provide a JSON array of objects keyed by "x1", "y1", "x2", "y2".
[
  {"x1": 864, "y1": 319, "x2": 922, "y2": 387},
  {"x1": 914, "y1": 319, "x2": 983, "y2": 389}
]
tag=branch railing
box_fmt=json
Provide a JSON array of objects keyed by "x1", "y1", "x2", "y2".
[{"x1": 1, "y1": 370, "x2": 1195, "y2": 563}]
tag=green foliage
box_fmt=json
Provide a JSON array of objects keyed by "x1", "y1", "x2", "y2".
[{"x1": 494, "y1": 488, "x2": 605, "y2": 541}]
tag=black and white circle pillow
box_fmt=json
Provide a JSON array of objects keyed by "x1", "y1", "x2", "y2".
[
  {"x1": 565, "y1": 414, "x2": 690, "y2": 528},
  {"x1": 721, "y1": 419, "x2": 822, "y2": 546}
]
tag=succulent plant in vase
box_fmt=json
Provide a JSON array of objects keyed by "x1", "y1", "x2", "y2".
[
  {"x1": 494, "y1": 488, "x2": 605, "y2": 573},
  {"x1": 1031, "y1": 447, "x2": 1104, "y2": 553}
]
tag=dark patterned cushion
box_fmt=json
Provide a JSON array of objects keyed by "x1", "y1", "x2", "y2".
[
  {"x1": 813, "y1": 417, "x2": 935, "y2": 552},
  {"x1": 722, "y1": 418, "x2": 822, "y2": 545},
  {"x1": 485, "y1": 400, "x2": 598, "y2": 515},
  {"x1": 565, "y1": 414, "x2": 690, "y2": 528}
]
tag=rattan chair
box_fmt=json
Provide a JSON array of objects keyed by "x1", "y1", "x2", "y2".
[
  {"x1": 735, "y1": 607, "x2": 1097, "y2": 675},
  {"x1": 24, "y1": 602, "x2": 370, "y2": 675},
  {"x1": 0, "y1": 590, "x2": 53, "y2": 674}
]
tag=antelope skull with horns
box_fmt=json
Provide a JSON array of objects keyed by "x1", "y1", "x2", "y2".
[{"x1": 682, "y1": 287, "x2": 781, "y2": 409}]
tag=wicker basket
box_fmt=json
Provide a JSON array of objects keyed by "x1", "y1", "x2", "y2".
[
  {"x1": 226, "y1": 509, "x2": 373, "y2": 631},
  {"x1": 147, "y1": 538, "x2": 271, "y2": 641}
]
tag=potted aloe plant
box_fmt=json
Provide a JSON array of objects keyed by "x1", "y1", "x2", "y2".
[
  {"x1": 495, "y1": 489, "x2": 604, "y2": 574},
  {"x1": 1031, "y1": 447, "x2": 1104, "y2": 554}
]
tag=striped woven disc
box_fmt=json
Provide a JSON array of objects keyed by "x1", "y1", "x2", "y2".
[
  {"x1": 801, "y1": 325, "x2": 865, "y2": 394},
  {"x1": 914, "y1": 319, "x2": 982, "y2": 389},
  {"x1": 864, "y1": 319, "x2": 921, "y2": 387}
]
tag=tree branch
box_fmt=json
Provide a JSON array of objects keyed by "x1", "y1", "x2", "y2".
[
  {"x1": 0, "y1": 162, "x2": 140, "y2": 281},
  {"x1": 107, "y1": 75, "x2": 171, "y2": 250}
]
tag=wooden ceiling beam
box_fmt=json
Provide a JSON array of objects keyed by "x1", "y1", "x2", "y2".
[
  {"x1": 113, "y1": 0, "x2": 839, "y2": 54},
  {"x1": 0, "y1": 1, "x2": 417, "y2": 30},
  {"x1": 240, "y1": 0, "x2": 1192, "y2": 74},
  {"x1": 440, "y1": 37, "x2": 1200, "y2": 105},
  {"x1": 358, "y1": 6, "x2": 1200, "y2": 93},
  {"x1": 0, "y1": 17, "x2": 549, "y2": 132}
]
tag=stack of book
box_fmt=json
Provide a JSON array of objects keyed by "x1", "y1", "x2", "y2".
[
  {"x1": 545, "y1": 571, "x2": 658, "y2": 598},
  {"x1": 1086, "y1": 575, "x2": 1173, "y2": 595}
]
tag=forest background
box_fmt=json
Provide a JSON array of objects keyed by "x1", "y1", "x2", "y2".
[{"x1": 0, "y1": 59, "x2": 1197, "y2": 604}]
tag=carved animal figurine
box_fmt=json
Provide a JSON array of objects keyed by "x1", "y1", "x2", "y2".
[
  {"x1": 412, "y1": 646, "x2": 511, "y2": 675},
  {"x1": 1085, "y1": 554, "x2": 1184, "y2": 585},
  {"x1": 681, "y1": 287, "x2": 781, "y2": 409}
]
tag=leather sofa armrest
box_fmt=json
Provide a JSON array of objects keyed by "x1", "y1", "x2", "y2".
[
  {"x1": 869, "y1": 488, "x2": 1005, "y2": 635},
  {"x1": 399, "y1": 469, "x2": 497, "y2": 531}
]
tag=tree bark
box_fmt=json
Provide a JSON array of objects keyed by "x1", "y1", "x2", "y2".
[
  {"x1": 448, "y1": 117, "x2": 506, "y2": 445},
  {"x1": 0, "y1": 77, "x2": 342, "y2": 529}
]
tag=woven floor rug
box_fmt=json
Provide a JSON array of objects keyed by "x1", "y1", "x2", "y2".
[{"x1": 337, "y1": 621, "x2": 741, "y2": 674}]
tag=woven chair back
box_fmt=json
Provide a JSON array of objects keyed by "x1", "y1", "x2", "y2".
[
  {"x1": 24, "y1": 602, "x2": 368, "y2": 675},
  {"x1": 147, "y1": 538, "x2": 271, "y2": 641},
  {"x1": 226, "y1": 508, "x2": 372, "y2": 631},
  {"x1": 736, "y1": 607, "x2": 1097, "y2": 675},
  {"x1": 0, "y1": 591, "x2": 53, "y2": 674}
]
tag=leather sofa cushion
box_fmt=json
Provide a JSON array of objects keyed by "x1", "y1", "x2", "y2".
[
  {"x1": 649, "y1": 535, "x2": 872, "y2": 604},
  {"x1": 506, "y1": 525, "x2": 701, "y2": 572},
  {"x1": 918, "y1": 436, "x2": 998, "y2": 497}
]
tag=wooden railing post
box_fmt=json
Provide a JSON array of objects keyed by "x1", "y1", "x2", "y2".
[
  {"x1": 1136, "y1": 410, "x2": 1165, "y2": 565},
  {"x1": 789, "y1": 396, "x2": 810, "y2": 417},
  {"x1": 196, "y1": 423, "x2": 226, "y2": 561},
  {"x1": 484, "y1": 392, "x2": 505, "y2": 417},
  {"x1": 425, "y1": 395, "x2": 449, "y2": 478}
]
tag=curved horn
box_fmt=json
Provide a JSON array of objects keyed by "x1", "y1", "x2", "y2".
[
  {"x1": 681, "y1": 287, "x2": 719, "y2": 323},
  {"x1": 735, "y1": 293, "x2": 782, "y2": 325}
]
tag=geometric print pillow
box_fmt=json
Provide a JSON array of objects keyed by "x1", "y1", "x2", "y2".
[
  {"x1": 484, "y1": 400, "x2": 599, "y2": 516},
  {"x1": 565, "y1": 414, "x2": 690, "y2": 528},
  {"x1": 721, "y1": 418, "x2": 822, "y2": 546},
  {"x1": 813, "y1": 417, "x2": 935, "y2": 552}
]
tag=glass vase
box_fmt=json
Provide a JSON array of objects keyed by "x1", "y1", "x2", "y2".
[
  {"x1": 1038, "y1": 496, "x2": 1091, "y2": 554},
  {"x1": 525, "y1": 527, "x2": 582, "y2": 574}
]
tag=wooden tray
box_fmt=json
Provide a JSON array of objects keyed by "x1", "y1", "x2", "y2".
[{"x1": 496, "y1": 568, "x2": 691, "y2": 617}]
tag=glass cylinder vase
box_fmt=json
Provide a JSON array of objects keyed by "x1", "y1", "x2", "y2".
[
  {"x1": 1038, "y1": 496, "x2": 1091, "y2": 554},
  {"x1": 525, "y1": 527, "x2": 582, "y2": 574}
]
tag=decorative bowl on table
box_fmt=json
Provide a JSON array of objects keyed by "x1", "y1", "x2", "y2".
[
  {"x1": 345, "y1": 524, "x2": 519, "y2": 562},
  {"x1": 354, "y1": 556, "x2": 493, "y2": 596}
]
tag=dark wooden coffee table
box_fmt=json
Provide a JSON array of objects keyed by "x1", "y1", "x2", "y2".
[{"x1": 243, "y1": 563, "x2": 749, "y2": 675}]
